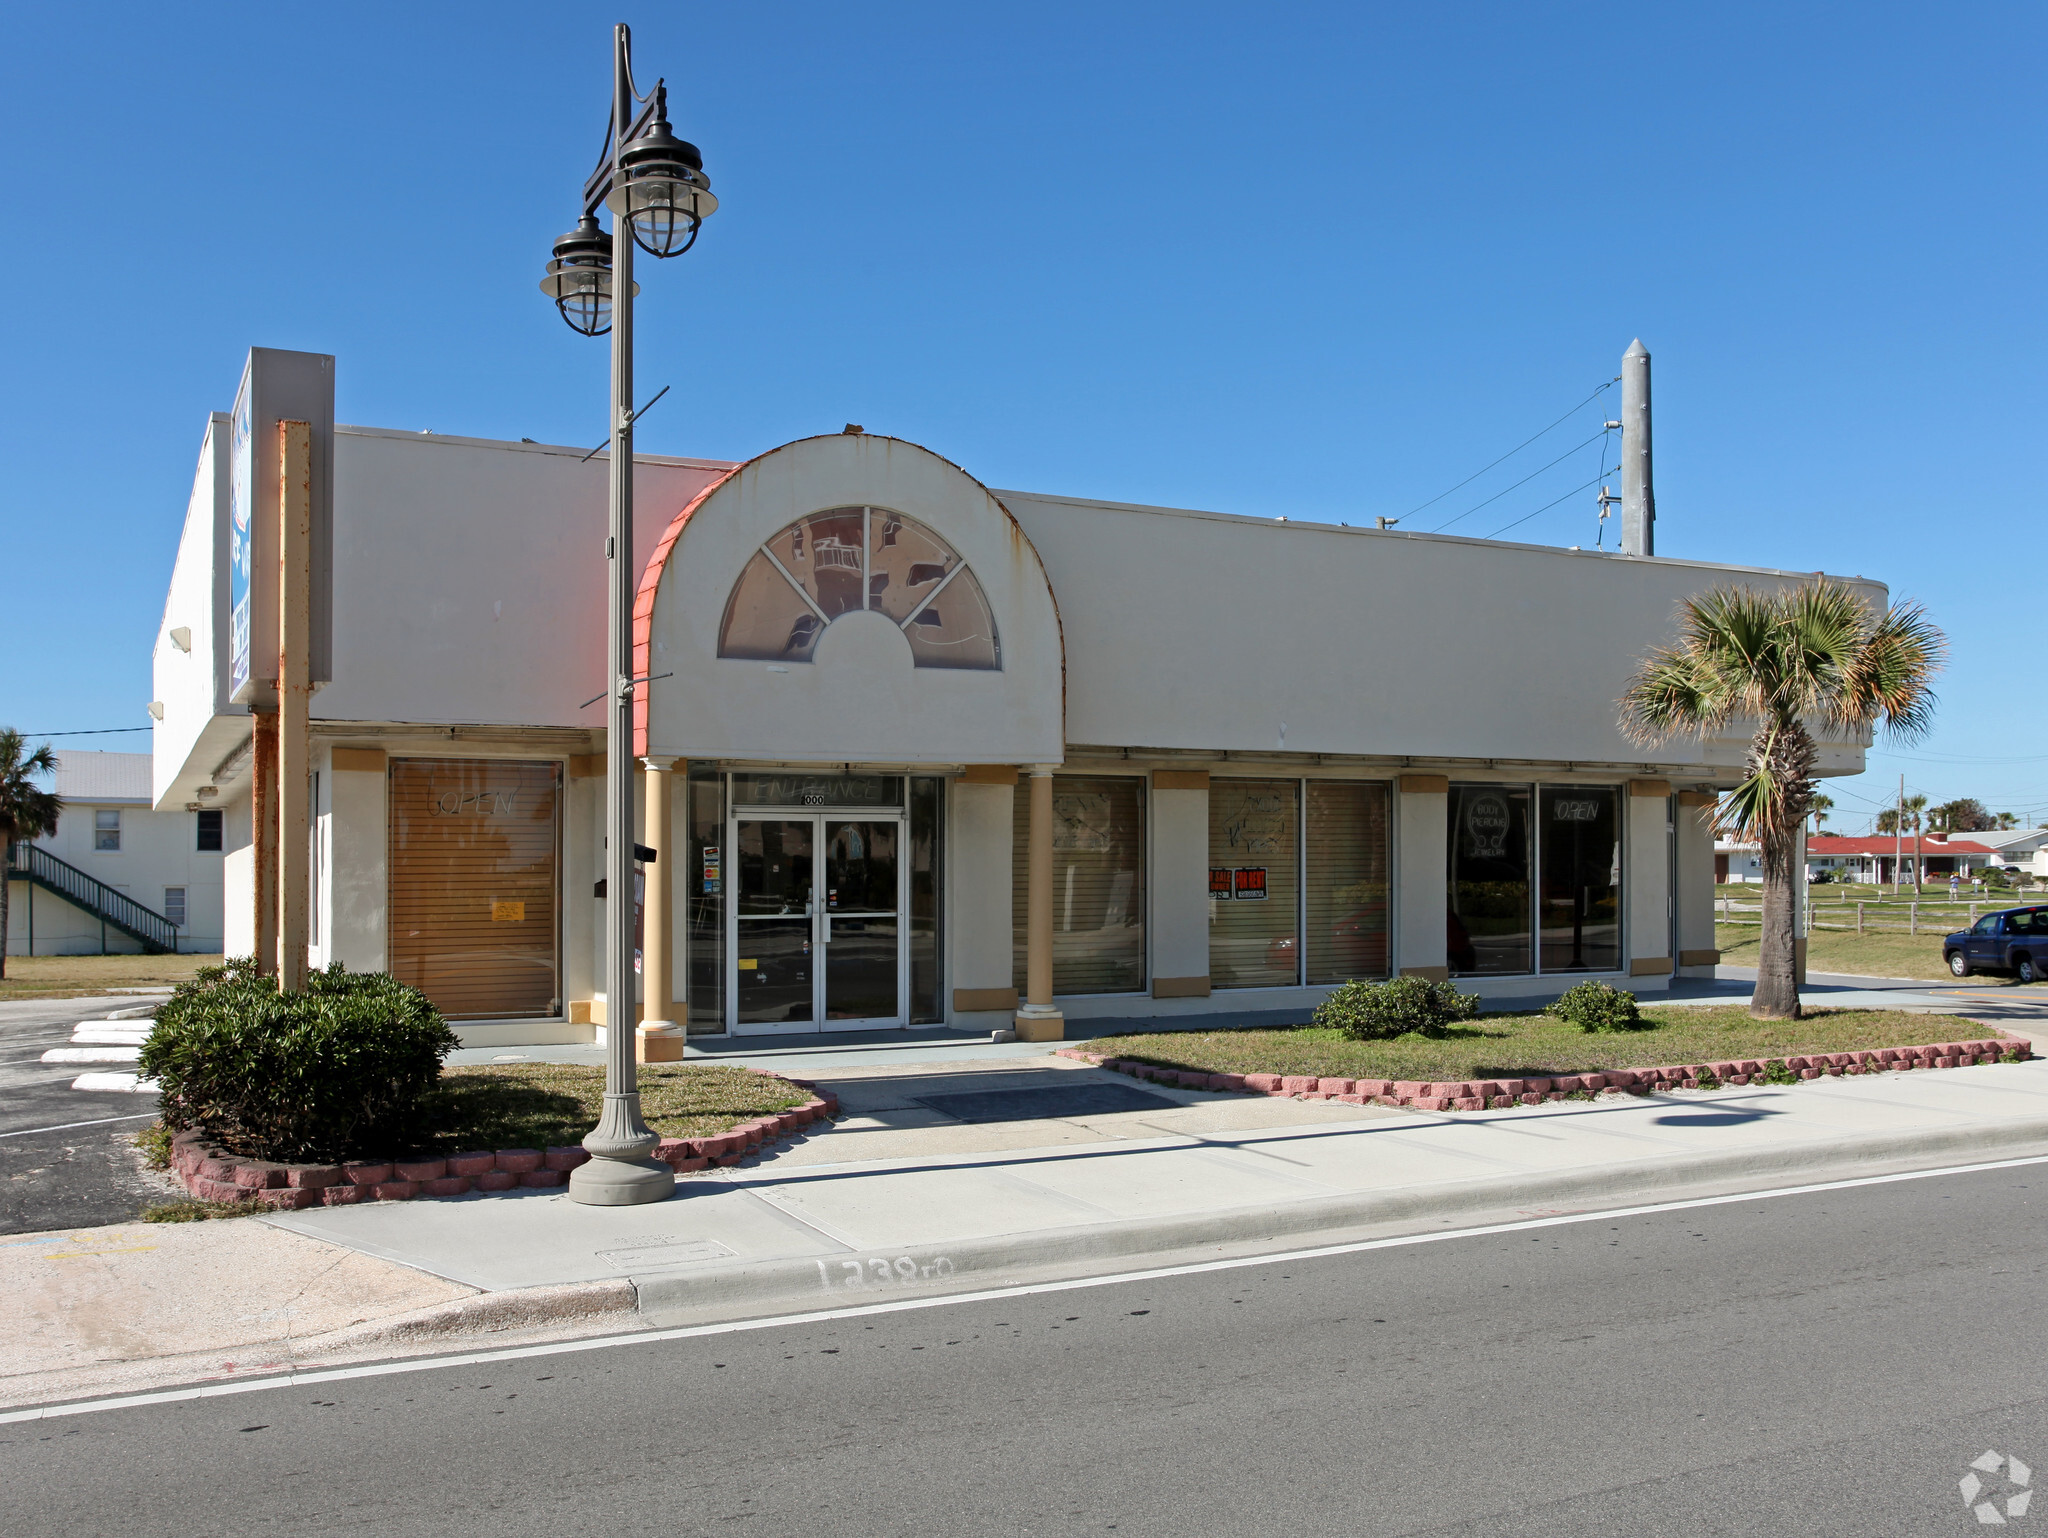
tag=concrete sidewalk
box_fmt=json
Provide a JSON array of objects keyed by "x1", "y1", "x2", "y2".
[
  {"x1": 265, "y1": 1048, "x2": 2048, "y2": 1325},
  {"x1": 15, "y1": 986, "x2": 2048, "y2": 1413}
]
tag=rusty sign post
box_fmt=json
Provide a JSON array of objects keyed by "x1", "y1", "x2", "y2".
[{"x1": 277, "y1": 420, "x2": 314, "y2": 991}]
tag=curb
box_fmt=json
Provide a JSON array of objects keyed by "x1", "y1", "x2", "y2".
[
  {"x1": 1053, "y1": 1035, "x2": 2033, "y2": 1110},
  {"x1": 627, "y1": 1104, "x2": 2048, "y2": 1321},
  {"x1": 296, "y1": 1280, "x2": 639, "y2": 1354},
  {"x1": 166, "y1": 1073, "x2": 842, "y2": 1209}
]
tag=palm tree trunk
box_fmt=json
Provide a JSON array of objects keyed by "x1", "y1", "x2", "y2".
[{"x1": 1752, "y1": 826, "x2": 1803, "y2": 1019}]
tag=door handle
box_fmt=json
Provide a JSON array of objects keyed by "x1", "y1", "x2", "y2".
[{"x1": 822, "y1": 914, "x2": 833, "y2": 943}]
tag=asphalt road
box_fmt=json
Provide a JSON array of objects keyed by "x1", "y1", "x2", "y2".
[
  {"x1": 5, "y1": 1159, "x2": 2045, "y2": 1536},
  {"x1": 0, "y1": 995, "x2": 169, "y2": 1233}
]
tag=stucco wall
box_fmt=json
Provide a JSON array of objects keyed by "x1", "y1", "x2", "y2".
[
  {"x1": 312, "y1": 431, "x2": 730, "y2": 733},
  {"x1": 998, "y1": 488, "x2": 1876, "y2": 777}
]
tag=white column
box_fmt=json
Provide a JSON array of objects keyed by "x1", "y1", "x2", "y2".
[
  {"x1": 1626, "y1": 780, "x2": 1673, "y2": 984},
  {"x1": 948, "y1": 768, "x2": 1018, "y2": 1022},
  {"x1": 1672, "y1": 790, "x2": 1717, "y2": 975},
  {"x1": 1149, "y1": 771, "x2": 1211, "y2": 998},
  {"x1": 1396, "y1": 776, "x2": 1449, "y2": 980}
]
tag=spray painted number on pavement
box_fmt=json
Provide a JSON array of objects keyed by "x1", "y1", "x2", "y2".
[{"x1": 815, "y1": 1255, "x2": 956, "y2": 1291}]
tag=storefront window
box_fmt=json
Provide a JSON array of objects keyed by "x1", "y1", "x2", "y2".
[
  {"x1": 1209, "y1": 779, "x2": 1299, "y2": 989},
  {"x1": 1306, "y1": 781, "x2": 1391, "y2": 983},
  {"x1": 1013, "y1": 776, "x2": 1147, "y2": 995},
  {"x1": 910, "y1": 777, "x2": 943, "y2": 1023},
  {"x1": 1539, "y1": 786, "x2": 1621, "y2": 972},
  {"x1": 1448, "y1": 784, "x2": 1533, "y2": 976},
  {"x1": 687, "y1": 766, "x2": 725, "y2": 1032}
]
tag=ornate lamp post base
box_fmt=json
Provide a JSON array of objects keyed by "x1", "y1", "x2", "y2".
[
  {"x1": 568, "y1": 1153, "x2": 676, "y2": 1205},
  {"x1": 570, "y1": 1090, "x2": 675, "y2": 1206}
]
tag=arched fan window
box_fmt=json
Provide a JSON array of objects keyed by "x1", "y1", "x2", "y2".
[{"x1": 718, "y1": 506, "x2": 1001, "y2": 670}]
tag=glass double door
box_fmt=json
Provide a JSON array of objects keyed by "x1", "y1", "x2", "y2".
[{"x1": 730, "y1": 814, "x2": 904, "y2": 1034}]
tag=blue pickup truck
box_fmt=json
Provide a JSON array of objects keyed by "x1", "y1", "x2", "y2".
[{"x1": 1944, "y1": 906, "x2": 2048, "y2": 982}]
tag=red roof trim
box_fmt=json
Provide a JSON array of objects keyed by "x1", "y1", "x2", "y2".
[{"x1": 631, "y1": 464, "x2": 742, "y2": 756}]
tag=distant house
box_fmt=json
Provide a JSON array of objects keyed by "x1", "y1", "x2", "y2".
[
  {"x1": 1959, "y1": 827, "x2": 2048, "y2": 876},
  {"x1": 3, "y1": 751, "x2": 224, "y2": 955},
  {"x1": 1713, "y1": 832, "x2": 2007, "y2": 886}
]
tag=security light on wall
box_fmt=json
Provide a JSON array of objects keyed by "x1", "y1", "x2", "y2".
[
  {"x1": 169, "y1": 626, "x2": 192, "y2": 652},
  {"x1": 146, "y1": 702, "x2": 165, "y2": 720}
]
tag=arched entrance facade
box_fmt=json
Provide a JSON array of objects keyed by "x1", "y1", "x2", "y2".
[{"x1": 633, "y1": 433, "x2": 1068, "y2": 1038}]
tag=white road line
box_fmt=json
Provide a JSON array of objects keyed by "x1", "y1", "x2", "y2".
[
  {"x1": 0, "y1": 1113, "x2": 159, "y2": 1139},
  {"x1": 7, "y1": 1148, "x2": 2048, "y2": 1427}
]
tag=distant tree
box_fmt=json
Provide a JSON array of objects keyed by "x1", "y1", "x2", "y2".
[
  {"x1": 0, "y1": 729, "x2": 62, "y2": 981},
  {"x1": 1621, "y1": 580, "x2": 1943, "y2": 1020},
  {"x1": 1996, "y1": 811, "x2": 2020, "y2": 830},
  {"x1": 1810, "y1": 793, "x2": 1834, "y2": 834},
  {"x1": 1929, "y1": 797, "x2": 1995, "y2": 833}
]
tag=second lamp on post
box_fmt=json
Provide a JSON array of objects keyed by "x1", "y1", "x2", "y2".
[{"x1": 540, "y1": 22, "x2": 717, "y2": 1208}]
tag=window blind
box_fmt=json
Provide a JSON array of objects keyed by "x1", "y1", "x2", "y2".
[
  {"x1": 1306, "y1": 781, "x2": 1391, "y2": 983},
  {"x1": 1209, "y1": 779, "x2": 1300, "y2": 989},
  {"x1": 388, "y1": 758, "x2": 560, "y2": 1020}
]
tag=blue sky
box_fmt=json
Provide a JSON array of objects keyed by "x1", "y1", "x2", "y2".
[{"x1": 2, "y1": 3, "x2": 2041, "y2": 830}]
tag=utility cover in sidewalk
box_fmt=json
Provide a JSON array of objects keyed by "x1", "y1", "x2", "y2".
[
  {"x1": 597, "y1": 1237, "x2": 737, "y2": 1271},
  {"x1": 915, "y1": 1083, "x2": 1180, "y2": 1123}
]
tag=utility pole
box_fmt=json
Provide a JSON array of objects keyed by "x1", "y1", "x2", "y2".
[
  {"x1": 1620, "y1": 339, "x2": 1655, "y2": 556},
  {"x1": 1894, "y1": 774, "x2": 1905, "y2": 896}
]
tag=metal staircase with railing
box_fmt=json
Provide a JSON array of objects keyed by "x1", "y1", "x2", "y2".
[{"x1": 4, "y1": 841, "x2": 179, "y2": 954}]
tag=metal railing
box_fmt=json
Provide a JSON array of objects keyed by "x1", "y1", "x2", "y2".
[{"x1": 5, "y1": 840, "x2": 178, "y2": 953}]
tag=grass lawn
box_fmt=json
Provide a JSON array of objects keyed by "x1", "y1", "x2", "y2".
[
  {"x1": 1712, "y1": 923, "x2": 2048, "y2": 985},
  {"x1": 0, "y1": 951, "x2": 221, "y2": 1000},
  {"x1": 1083, "y1": 1005, "x2": 1993, "y2": 1084},
  {"x1": 410, "y1": 1062, "x2": 812, "y2": 1155}
]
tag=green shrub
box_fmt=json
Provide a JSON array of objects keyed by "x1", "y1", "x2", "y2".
[
  {"x1": 141, "y1": 958, "x2": 458, "y2": 1163},
  {"x1": 1544, "y1": 980, "x2": 1645, "y2": 1033},
  {"x1": 1312, "y1": 976, "x2": 1480, "y2": 1041}
]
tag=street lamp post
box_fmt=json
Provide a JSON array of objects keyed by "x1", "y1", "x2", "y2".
[{"x1": 540, "y1": 22, "x2": 717, "y2": 1207}]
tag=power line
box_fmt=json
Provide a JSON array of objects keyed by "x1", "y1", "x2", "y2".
[
  {"x1": 13, "y1": 727, "x2": 154, "y2": 737},
  {"x1": 1433, "y1": 429, "x2": 1610, "y2": 534},
  {"x1": 1483, "y1": 472, "x2": 1608, "y2": 541},
  {"x1": 1401, "y1": 380, "x2": 1617, "y2": 521}
]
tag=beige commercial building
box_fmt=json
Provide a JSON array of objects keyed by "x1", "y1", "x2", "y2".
[{"x1": 151, "y1": 398, "x2": 1875, "y2": 1045}]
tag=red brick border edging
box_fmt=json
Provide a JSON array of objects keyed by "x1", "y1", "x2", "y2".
[
  {"x1": 1054, "y1": 1037, "x2": 2033, "y2": 1112},
  {"x1": 166, "y1": 1071, "x2": 840, "y2": 1210}
]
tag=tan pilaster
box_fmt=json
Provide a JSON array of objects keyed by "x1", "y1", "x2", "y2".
[
  {"x1": 276, "y1": 420, "x2": 313, "y2": 991},
  {"x1": 637, "y1": 756, "x2": 684, "y2": 1062},
  {"x1": 251, "y1": 706, "x2": 278, "y2": 977},
  {"x1": 1015, "y1": 766, "x2": 1065, "y2": 1041}
]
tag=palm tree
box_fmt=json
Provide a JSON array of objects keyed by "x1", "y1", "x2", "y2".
[
  {"x1": 0, "y1": 729, "x2": 62, "y2": 981},
  {"x1": 1810, "y1": 793, "x2": 1834, "y2": 834},
  {"x1": 1620, "y1": 581, "x2": 1943, "y2": 1019}
]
